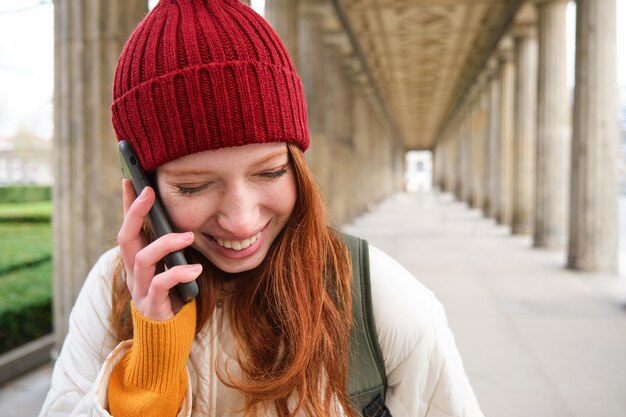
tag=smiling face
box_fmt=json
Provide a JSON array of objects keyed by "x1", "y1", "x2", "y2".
[{"x1": 155, "y1": 142, "x2": 297, "y2": 273}]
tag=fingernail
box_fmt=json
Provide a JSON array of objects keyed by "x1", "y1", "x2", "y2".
[
  {"x1": 189, "y1": 264, "x2": 202, "y2": 273},
  {"x1": 183, "y1": 232, "x2": 195, "y2": 241},
  {"x1": 138, "y1": 187, "x2": 149, "y2": 200}
]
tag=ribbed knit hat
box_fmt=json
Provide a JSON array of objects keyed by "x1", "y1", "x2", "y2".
[{"x1": 111, "y1": 0, "x2": 309, "y2": 172}]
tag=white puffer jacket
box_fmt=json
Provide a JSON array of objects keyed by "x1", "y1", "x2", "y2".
[{"x1": 39, "y1": 245, "x2": 484, "y2": 417}]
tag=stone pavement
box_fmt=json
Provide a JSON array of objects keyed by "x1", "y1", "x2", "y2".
[
  {"x1": 342, "y1": 192, "x2": 626, "y2": 417},
  {"x1": 0, "y1": 362, "x2": 51, "y2": 417},
  {"x1": 3, "y1": 191, "x2": 626, "y2": 417}
]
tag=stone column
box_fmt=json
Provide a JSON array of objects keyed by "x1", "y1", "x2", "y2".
[
  {"x1": 53, "y1": 0, "x2": 146, "y2": 349},
  {"x1": 471, "y1": 78, "x2": 488, "y2": 210},
  {"x1": 451, "y1": 119, "x2": 461, "y2": 199},
  {"x1": 450, "y1": 121, "x2": 457, "y2": 199},
  {"x1": 324, "y1": 35, "x2": 353, "y2": 225},
  {"x1": 451, "y1": 134, "x2": 459, "y2": 197},
  {"x1": 369, "y1": 110, "x2": 386, "y2": 202},
  {"x1": 511, "y1": 25, "x2": 538, "y2": 235},
  {"x1": 497, "y1": 37, "x2": 516, "y2": 226},
  {"x1": 485, "y1": 57, "x2": 501, "y2": 218},
  {"x1": 299, "y1": 1, "x2": 331, "y2": 196},
  {"x1": 433, "y1": 143, "x2": 444, "y2": 191},
  {"x1": 455, "y1": 121, "x2": 464, "y2": 201},
  {"x1": 264, "y1": 0, "x2": 299, "y2": 68},
  {"x1": 378, "y1": 125, "x2": 396, "y2": 199},
  {"x1": 394, "y1": 143, "x2": 402, "y2": 194},
  {"x1": 452, "y1": 116, "x2": 461, "y2": 199},
  {"x1": 467, "y1": 103, "x2": 477, "y2": 205},
  {"x1": 352, "y1": 88, "x2": 370, "y2": 210},
  {"x1": 461, "y1": 105, "x2": 474, "y2": 204},
  {"x1": 447, "y1": 118, "x2": 460, "y2": 199},
  {"x1": 438, "y1": 133, "x2": 448, "y2": 192},
  {"x1": 443, "y1": 133, "x2": 457, "y2": 194},
  {"x1": 437, "y1": 143, "x2": 447, "y2": 192},
  {"x1": 439, "y1": 140, "x2": 448, "y2": 192},
  {"x1": 534, "y1": 0, "x2": 570, "y2": 248},
  {"x1": 481, "y1": 79, "x2": 490, "y2": 211},
  {"x1": 567, "y1": 0, "x2": 619, "y2": 272},
  {"x1": 466, "y1": 101, "x2": 477, "y2": 204},
  {"x1": 339, "y1": 58, "x2": 361, "y2": 219}
]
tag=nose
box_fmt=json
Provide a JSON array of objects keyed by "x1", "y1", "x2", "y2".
[{"x1": 215, "y1": 183, "x2": 260, "y2": 238}]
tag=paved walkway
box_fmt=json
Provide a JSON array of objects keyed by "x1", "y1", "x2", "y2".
[
  {"x1": 343, "y1": 192, "x2": 626, "y2": 417},
  {"x1": 3, "y1": 191, "x2": 626, "y2": 417},
  {"x1": 0, "y1": 363, "x2": 51, "y2": 417}
]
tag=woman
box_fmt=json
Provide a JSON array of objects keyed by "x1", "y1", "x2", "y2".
[{"x1": 39, "y1": 1, "x2": 484, "y2": 416}]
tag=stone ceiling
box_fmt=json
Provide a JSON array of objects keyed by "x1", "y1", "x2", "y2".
[{"x1": 338, "y1": 0, "x2": 522, "y2": 150}]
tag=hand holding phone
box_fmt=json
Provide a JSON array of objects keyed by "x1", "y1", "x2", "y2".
[{"x1": 119, "y1": 140, "x2": 199, "y2": 303}]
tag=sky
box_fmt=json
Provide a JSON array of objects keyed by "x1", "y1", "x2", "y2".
[
  {"x1": 0, "y1": 0, "x2": 53, "y2": 139},
  {"x1": 0, "y1": 0, "x2": 624, "y2": 140}
]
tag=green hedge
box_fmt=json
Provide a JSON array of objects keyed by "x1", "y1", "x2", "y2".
[
  {"x1": 0, "y1": 222, "x2": 52, "y2": 273},
  {"x1": 0, "y1": 202, "x2": 53, "y2": 354},
  {"x1": 0, "y1": 261, "x2": 52, "y2": 354},
  {"x1": 0, "y1": 186, "x2": 52, "y2": 203},
  {"x1": 0, "y1": 201, "x2": 52, "y2": 223}
]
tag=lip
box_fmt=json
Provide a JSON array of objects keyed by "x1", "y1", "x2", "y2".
[{"x1": 202, "y1": 221, "x2": 270, "y2": 260}]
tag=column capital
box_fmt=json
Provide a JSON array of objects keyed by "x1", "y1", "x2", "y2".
[
  {"x1": 513, "y1": 1, "x2": 538, "y2": 24},
  {"x1": 476, "y1": 71, "x2": 487, "y2": 86},
  {"x1": 323, "y1": 31, "x2": 352, "y2": 55},
  {"x1": 467, "y1": 80, "x2": 483, "y2": 104},
  {"x1": 321, "y1": 7, "x2": 342, "y2": 33},
  {"x1": 533, "y1": 0, "x2": 569, "y2": 14},
  {"x1": 476, "y1": 71, "x2": 490, "y2": 91},
  {"x1": 486, "y1": 56, "x2": 500, "y2": 79},
  {"x1": 300, "y1": 0, "x2": 333, "y2": 19},
  {"x1": 497, "y1": 36, "x2": 515, "y2": 62},
  {"x1": 511, "y1": 23, "x2": 538, "y2": 40},
  {"x1": 343, "y1": 55, "x2": 362, "y2": 73},
  {"x1": 532, "y1": 0, "x2": 569, "y2": 5},
  {"x1": 342, "y1": 55, "x2": 369, "y2": 86}
]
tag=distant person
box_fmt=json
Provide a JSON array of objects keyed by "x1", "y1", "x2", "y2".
[{"x1": 39, "y1": 1, "x2": 483, "y2": 416}]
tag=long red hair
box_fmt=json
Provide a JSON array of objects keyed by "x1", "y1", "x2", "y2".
[{"x1": 110, "y1": 143, "x2": 355, "y2": 417}]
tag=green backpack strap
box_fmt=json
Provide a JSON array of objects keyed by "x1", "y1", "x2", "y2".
[{"x1": 342, "y1": 233, "x2": 391, "y2": 417}]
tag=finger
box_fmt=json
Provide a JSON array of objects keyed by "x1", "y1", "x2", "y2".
[
  {"x1": 131, "y1": 232, "x2": 195, "y2": 297},
  {"x1": 148, "y1": 264, "x2": 202, "y2": 299},
  {"x1": 117, "y1": 186, "x2": 155, "y2": 269},
  {"x1": 122, "y1": 179, "x2": 137, "y2": 215},
  {"x1": 135, "y1": 264, "x2": 202, "y2": 321},
  {"x1": 138, "y1": 264, "x2": 202, "y2": 321}
]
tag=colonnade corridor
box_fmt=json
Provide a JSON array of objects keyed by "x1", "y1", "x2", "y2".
[
  {"x1": 1, "y1": 0, "x2": 623, "y2": 415},
  {"x1": 343, "y1": 191, "x2": 626, "y2": 417},
  {"x1": 2, "y1": 189, "x2": 626, "y2": 416}
]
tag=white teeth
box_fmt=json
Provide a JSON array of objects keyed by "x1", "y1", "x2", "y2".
[{"x1": 216, "y1": 231, "x2": 261, "y2": 251}]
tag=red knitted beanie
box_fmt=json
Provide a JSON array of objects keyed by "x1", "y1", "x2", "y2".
[{"x1": 111, "y1": 0, "x2": 309, "y2": 172}]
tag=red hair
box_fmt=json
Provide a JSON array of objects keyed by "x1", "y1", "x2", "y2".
[{"x1": 110, "y1": 143, "x2": 354, "y2": 417}]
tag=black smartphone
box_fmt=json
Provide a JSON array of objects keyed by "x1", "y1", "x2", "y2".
[{"x1": 118, "y1": 140, "x2": 199, "y2": 302}]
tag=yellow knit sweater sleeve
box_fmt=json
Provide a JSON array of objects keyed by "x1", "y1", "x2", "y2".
[{"x1": 108, "y1": 299, "x2": 197, "y2": 417}]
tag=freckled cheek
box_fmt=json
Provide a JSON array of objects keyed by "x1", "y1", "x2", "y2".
[
  {"x1": 162, "y1": 198, "x2": 212, "y2": 233},
  {"x1": 273, "y1": 181, "x2": 297, "y2": 217}
]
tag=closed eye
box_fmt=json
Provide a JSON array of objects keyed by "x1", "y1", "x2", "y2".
[
  {"x1": 175, "y1": 183, "x2": 210, "y2": 195},
  {"x1": 258, "y1": 165, "x2": 288, "y2": 179}
]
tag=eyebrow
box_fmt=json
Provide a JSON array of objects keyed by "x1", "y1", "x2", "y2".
[
  {"x1": 252, "y1": 150, "x2": 290, "y2": 167},
  {"x1": 161, "y1": 149, "x2": 289, "y2": 177}
]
